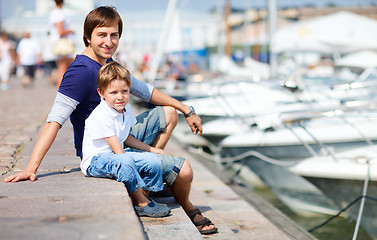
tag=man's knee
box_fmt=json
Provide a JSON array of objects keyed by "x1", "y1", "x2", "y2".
[
  {"x1": 178, "y1": 160, "x2": 193, "y2": 183},
  {"x1": 164, "y1": 106, "x2": 178, "y2": 126}
]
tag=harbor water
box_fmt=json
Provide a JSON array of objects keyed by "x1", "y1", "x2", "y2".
[
  {"x1": 252, "y1": 186, "x2": 373, "y2": 240},
  {"x1": 220, "y1": 162, "x2": 375, "y2": 240}
]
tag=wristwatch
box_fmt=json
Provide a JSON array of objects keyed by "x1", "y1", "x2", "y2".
[{"x1": 184, "y1": 106, "x2": 196, "y2": 118}]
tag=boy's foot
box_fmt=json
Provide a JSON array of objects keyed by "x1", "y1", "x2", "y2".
[
  {"x1": 134, "y1": 200, "x2": 171, "y2": 218},
  {"x1": 150, "y1": 198, "x2": 168, "y2": 207}
]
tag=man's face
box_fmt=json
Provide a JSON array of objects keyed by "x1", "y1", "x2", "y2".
[{"x1": 87, "y1": 24, "x2": 119, "y2": 64}]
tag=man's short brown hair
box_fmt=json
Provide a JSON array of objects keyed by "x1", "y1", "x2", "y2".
[{"x1": 83, "y1": 6, "x2": 123, "y2": 47}]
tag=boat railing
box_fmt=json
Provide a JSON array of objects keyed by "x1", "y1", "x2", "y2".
[
  {"x1": 332, "y1": 79, "x2": 377, "y2": 90},
  {"x1": 207, "y1": 79, "x2": 267, "y2": 123},
  {"x1": 278, "y1": 104, "x2": 377, "y2": 162}
]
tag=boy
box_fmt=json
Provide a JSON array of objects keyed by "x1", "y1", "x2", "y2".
[{"x1": 82, "y1": 61, "x2": 169, "y2": 217}]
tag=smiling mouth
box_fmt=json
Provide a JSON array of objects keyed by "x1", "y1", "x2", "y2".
[{"x1": 103, "y1": 46, "x2": 113, "y2": 51}]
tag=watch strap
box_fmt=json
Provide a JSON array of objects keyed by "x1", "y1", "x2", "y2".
[{"x1": 184, "y1": 106, "x2": 195, "y2": 118}]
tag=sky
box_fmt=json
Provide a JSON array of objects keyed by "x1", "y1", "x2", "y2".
[
  {"x1": 94, "y1": 0, "x2": 377, "y2": 12},
  {"x1": 0, "y1": 0, "x2": 376, "y2": 20}
]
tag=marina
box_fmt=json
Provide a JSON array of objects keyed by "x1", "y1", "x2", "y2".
[{"x1": 1, "y1": 0, "x2": 377, "y2": 239}]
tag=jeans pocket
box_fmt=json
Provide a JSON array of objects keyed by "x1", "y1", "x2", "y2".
[{"x1": 89, "y1": 154, "x2": 114, "y2": 178}]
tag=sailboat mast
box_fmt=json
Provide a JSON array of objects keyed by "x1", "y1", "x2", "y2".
[
  {"x1": 268, "y1": 0, "x2": 278, "y2": 78},
  {"x1": 224, "y1": 0, "x2": 232, "y2": 57}
]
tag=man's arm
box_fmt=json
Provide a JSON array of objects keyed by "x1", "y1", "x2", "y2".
[
  {"x1": 149, "y1": 88, "x2": 203, "y2": 136},
  {"x1": 3, "y1": 122, "x2": 61, "y2": 182},
  {"x1": 3, "y1": 93, "x2": 77, "y2": 183},
  {"x1": 130, "y1": 76, "x2": 202, "y2": 135}
]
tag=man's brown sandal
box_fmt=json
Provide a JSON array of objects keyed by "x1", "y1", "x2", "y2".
[{"x1": 186, "y1": 208, "x2": 218, "y2": 235}]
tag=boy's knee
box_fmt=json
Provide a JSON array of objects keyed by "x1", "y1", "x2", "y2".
[{"x1": 114, "y1": 162, "x2": 135, "y2": 183}]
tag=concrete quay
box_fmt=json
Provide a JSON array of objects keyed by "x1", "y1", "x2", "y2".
[{"x1": 0, "y1": 74, "x2": 317, "y2": 239}]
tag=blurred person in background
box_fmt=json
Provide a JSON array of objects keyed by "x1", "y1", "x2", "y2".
[
  {"x1": 0, "y1": 32, "x2": 16, "y2": 91},
  {"x1": 42, "y1": 31, "x2": 58, "y2": 86},
  {"x1": 16, "y1": 32, "x2": 42, "y2": 88},
  {"x1": 50, "y1": 0, "x2": 74, "y2": 89}
]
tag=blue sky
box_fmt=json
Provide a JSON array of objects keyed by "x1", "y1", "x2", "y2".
[
  {"x1": 0, "y1": 0, "x2": 376, "y2": 20},
  {"x1": 95, "y1": 0, "x2": 377, "y2": 12}
]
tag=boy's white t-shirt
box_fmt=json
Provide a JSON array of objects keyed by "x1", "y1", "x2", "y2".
[{"x1": 81, "y1": 99, "x2": 137, "y2": 175}]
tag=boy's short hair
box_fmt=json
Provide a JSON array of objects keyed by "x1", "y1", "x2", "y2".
[
  {"x1": 83, "y1": 6, "x2": 123, "y2": 47},
  {"x1": 97, "y1": 61, "x2": 131, "y2": 93}
]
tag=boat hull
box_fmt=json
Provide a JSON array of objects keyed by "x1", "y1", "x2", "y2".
[
  {"x1": 304, "y1": 177, "x2": 377, "y2": 239},
  {"x1": 221, "y1": 154, "x2": 339, "y2": 215}
]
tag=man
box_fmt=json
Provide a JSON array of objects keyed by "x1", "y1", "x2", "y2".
[
  {"x1": 0, "y1": 32, "x2": 16, "y2": 90},
  {"x1": 16, "y1": 31, "x2": 41, "y2": 88},
  {"x1": 4, "y1": 6, "x2": 216, "y2": 235}
]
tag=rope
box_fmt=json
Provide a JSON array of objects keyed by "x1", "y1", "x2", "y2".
[
  {"x1": 220, "y1": 149, "x2": 303, "y2": 166},
  {"x1": 308, "y1": 195, "x2": 377, "y2": 233}
]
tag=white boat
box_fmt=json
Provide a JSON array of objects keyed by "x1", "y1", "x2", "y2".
[
  {"x1": 200, "y1": 100, "x2": 340, "y2": 146},
  {"x1": 290, "y1": 145, "x2": 377, "y2": 239},
  {"x1": 285, "y1": 66, "x2": 377, "y2": 104},
  {"x1": 216, "y1": 109, "x2": 377, "y2": 215},
  {"x1": 181, "y1": 80, "x2": 299, "y2": 119},
  {"x1": 220, "y1": 109, "x2": 377, "y2": 160},
  {"x1": 185, "y1": 66, "x2": 377, "y2": 145}
]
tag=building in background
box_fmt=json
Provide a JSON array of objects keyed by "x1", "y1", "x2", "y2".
[
  {"x1": 1, "y1": 0, "x2": 220, "y2": 73},
  {"x1": 1, "y1": 0, "x2": 377, "y2": 76}
]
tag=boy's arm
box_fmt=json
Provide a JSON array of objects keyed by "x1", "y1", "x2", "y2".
[
  {"x1": 105, "y1": 136, "x2": 125, "y2": 154},
  {"x1": 3, "y1": 122, "x2": 61, "y2": 183},
  {"x1": 124, "y1": 135, "x2": 165, "y2": 155}
]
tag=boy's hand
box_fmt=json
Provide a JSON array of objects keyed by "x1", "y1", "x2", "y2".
[
  {"x1": 150, "y1": 147, "x2": 166, "y2": 155},
  {"x1": 3, "y1": 170, "x2": 37, "y2": 183}
]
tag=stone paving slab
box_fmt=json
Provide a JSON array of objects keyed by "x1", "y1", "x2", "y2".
[
  {"x1": 141, "y1": 197, "x2": 203, "y2": 240},
  {"x1": 1, "y1": 213, "x2": 141, "y2": 240}
]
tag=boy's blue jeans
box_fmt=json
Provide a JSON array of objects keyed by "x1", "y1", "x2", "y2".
[
  {"x1": 87, "y1": 151, "x2": 163, "y2": 193},
  {"x1": 86, "y1": 107, "x2": 185, "y2": 193}
]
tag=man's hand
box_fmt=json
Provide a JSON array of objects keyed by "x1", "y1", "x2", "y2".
[
  {"x1": 3, "y1": 170, "x2": 37, "y2": 183},
  {"x1": 186, "y1": 114, "x2": 202, "y2": 136}
]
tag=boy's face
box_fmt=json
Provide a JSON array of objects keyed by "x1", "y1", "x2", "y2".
[
  {"x1": 98, "y1": 80, "x2": 130, "y2": 113},
  {"x1": 87, "y1": 24, "x2": 119, "y2": 64}
]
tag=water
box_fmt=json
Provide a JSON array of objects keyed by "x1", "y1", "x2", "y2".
[
  {"x1": 190, "y1": 145, "x2": 374, "y2": 239},
  {"x1": 193, "y1": 150, "x2": 372, "y2": 239},
  {"x1": 247, "y1": 180, "x2": 374, "y2": 240}
]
